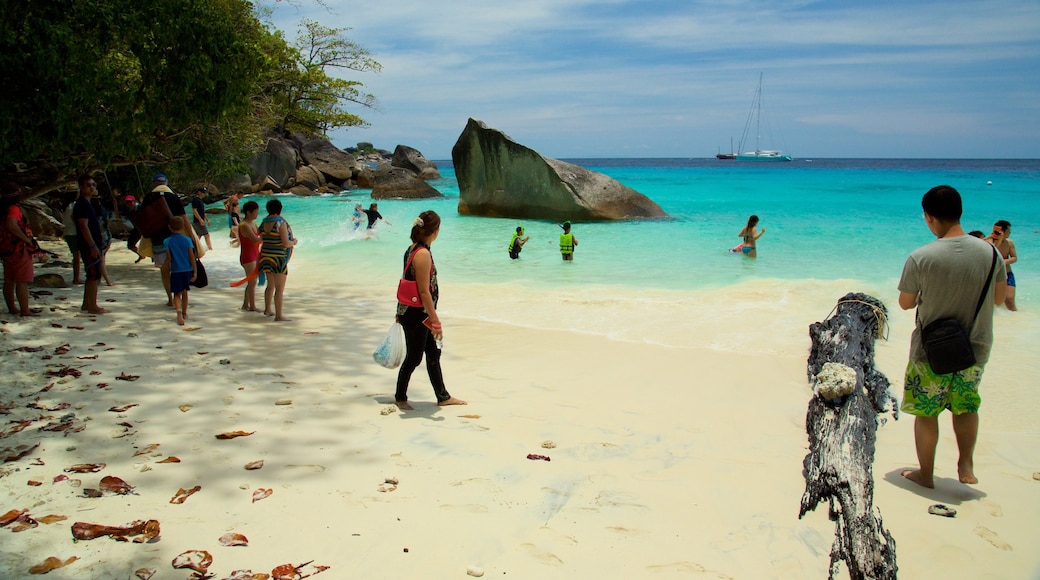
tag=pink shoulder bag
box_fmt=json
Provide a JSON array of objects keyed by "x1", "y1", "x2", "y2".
[{"x1": 396, "y1": 248, "x2": 424, "y2": 306}]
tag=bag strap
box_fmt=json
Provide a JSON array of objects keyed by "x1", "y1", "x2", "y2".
[
  {"x1": 969, "y1": 246, "x2": 999, "y2": 328},
  {"x1": 401, "y1": 246, "x2": 423, "y2": 278}
]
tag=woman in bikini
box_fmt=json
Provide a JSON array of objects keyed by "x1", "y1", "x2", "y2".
[
  {"x1": 256, "y1": 199, "x2": 298, "y2": 321},
  {"x1": 237, "y1": 201, "x2": 262, "y2": 312},
  {"x1": 737, "y1": 214, "x2": 766, "y2": 258}
]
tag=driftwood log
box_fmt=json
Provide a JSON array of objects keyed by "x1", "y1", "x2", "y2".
[{"x1": 800, "y1": 293, "x2": 899, "y2": 579}]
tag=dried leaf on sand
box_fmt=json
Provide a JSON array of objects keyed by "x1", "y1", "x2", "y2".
[
  {"x1": 170, "y1": 485, "x2": 202, "y2": 504},
  {"x1": 65, "y1": 463, "x2": 106, "y2": 473},
  {"x1": 70, "y1": 519, "x2": 160, "y2": 542},
  {"x1": 116, "y1": 372, "x2": 140, "y2": 381},
  {"x1": 157, "y1": 456, "x2": 181, "y2": 463},
  {"x1": 219, "y1": 532, "x2": 249, "y2": 546},
  {"x1": 28, "y1": 556, "x2": 78, "y2": 575},
  {"x1": 252, "y1": 488, "x2": 273, "y2": 503},
  {"x1": 109, "y1": 403, "x2": 139, "y2": 412},
  {"x1": 216, "y1": 430, "x2": 255, "y2": 440},
  {"x1": 133, "y1": 443, "x2": 160, "y2": 456},
  {"x1": 171, "y1": 549, "x2": 213, "y2": 573},
  {"x1": 244, "y1": 460, "x2": 264, "y2": 470},
  {"x1": 272, "y1": 561, "x2": 330, "y2": 579},
  {"x1": 99, "y1": 475, "x2": 135, "y2": 495}
]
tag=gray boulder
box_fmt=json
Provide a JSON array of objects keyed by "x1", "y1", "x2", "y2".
[
  {"x1": 392, "y1": 145, "x2": 441, "y2": 180},
  {"x1": 249, "y1": 137, "x2": 298, "y2": 189},
  {"x1": 301, "y1": 137, "x2": 358, "y2": 183},
  {"x1": 372, "y1": 165, "x2": 442, "y2": 199},
  {"x1": 295, "y1": 165, "x2": 326, "y2": 191},
  {"x1": 452, "y1": 118, "x2": 668, "y2": 221}
]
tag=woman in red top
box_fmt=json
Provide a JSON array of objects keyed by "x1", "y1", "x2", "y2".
[
  {"x1": 1, "y1": 181, "x2": 37, "y2": 316},
  {"x1": 237, "y1": 200, "x2": 262, "y2": 312}
]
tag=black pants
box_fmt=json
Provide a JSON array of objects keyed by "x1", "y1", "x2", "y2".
[
  {"x1": 127, "y1": 228, "x2": 141, "y2": 252},
  {"x1": 395, "y1": 308, "x2": 450, "y2": 403}
]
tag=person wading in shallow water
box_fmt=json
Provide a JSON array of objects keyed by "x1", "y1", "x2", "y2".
[{"x1": 394, "y1": 210, "x2": 466, "y2": 410}]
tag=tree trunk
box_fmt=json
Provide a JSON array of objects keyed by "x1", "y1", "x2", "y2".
[{"x1": 800, "y1": 292, "x2": 899, "y2": 579}]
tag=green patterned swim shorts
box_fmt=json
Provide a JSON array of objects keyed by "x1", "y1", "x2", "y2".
[{"x1": 901, "y1": 360, "x2": 983, "y2": 417}]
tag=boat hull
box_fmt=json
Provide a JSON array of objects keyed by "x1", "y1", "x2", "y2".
[{"x1": 735, "y1": 152, "x2": 792, "y2": 162}]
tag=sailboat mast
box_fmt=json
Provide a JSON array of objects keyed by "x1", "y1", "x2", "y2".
[{"x1": 754, "y1": 72, "x2": 762, "y2": 153}]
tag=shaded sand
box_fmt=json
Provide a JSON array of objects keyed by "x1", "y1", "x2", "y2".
[{"x1": 1, "y1": 242, "x2": 1038, "y2": 578}]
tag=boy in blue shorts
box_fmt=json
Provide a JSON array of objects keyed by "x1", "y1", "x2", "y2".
[{"x1": 165, "y1": 217, "x2": 197, "y2": 326}]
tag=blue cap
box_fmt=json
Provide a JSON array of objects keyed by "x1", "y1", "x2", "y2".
[{"x1": 152, "y1": 173, "x2": 167, "y2": 183}]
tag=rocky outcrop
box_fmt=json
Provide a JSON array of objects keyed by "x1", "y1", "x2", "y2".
[
  {"x1": 249, "y1": 137, "x2": 298, "y2": 191},
  {"x1": 372, "y1": 165, "x2": 442, "y2": 199},
  {"x1": 294, "y1": 165, "x2": 326, "y2": 191},
  {"x1": 21, "y1": 198, "x2": 63, "y2": 238},
  {"x1": 392, "y1": 145, "x2": 441, "y2": 180},
  {"x1": 452, "y1": 118, "x2": 668, "y2": 221},
  {"x1": 300, "y1": 137, "x2": 358, "y2": 183}
]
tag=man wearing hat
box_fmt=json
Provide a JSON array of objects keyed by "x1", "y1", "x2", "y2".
[
  {"x1": 191, "y1": 186, "x2": 213, "y2": 251},
  {"x1": 143, "y1": 173, "x2": 189, "y2": 305},
  {"x1": 1, "y1": 181, "x2": 38, "y2": 316}
]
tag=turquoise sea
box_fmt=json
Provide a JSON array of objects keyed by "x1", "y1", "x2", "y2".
[
  {"x1": 219, "y1": 158, "x2": 1038, "y2": 290},
  {"x1": 202, "y1": 158, "x2": 1038, "y2": 350}
]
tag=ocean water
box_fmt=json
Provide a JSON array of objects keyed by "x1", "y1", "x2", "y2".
[{"x1": 202, "y1": 158, "x2": 1040, "y2": 352}]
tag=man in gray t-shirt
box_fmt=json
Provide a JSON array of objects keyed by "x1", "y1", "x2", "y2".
[{"x1": 897, "y1": 185, "x2": 1006, "y2": 490}]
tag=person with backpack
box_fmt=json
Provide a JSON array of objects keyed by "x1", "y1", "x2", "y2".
[{"x1": 2, "y1": 181, "x2": 38, "y2": 316}]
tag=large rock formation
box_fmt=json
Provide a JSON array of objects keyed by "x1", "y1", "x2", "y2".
[
  {"x1": 372, "y1": 165, "x2": 442, "y2": 199},
  {"x1": 249, "y1": 137, "x2": 298, "y2": 190},
  {"x1": 392, "y1": 145, "x2": 441, "y2": 180},
  {"x1": 300, "y1": 137, "x2": 358, "y2": 183},
  {"x1": 452, "y1": 118, "x2": 668, "y2": 221}
]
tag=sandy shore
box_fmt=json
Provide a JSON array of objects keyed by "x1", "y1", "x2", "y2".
[{"x1": 1, "y1": 242, "x2": 1038, "y2": 579}]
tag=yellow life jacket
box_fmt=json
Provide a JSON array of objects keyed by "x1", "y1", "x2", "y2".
[{"x1": 560, "y1": 233, "x2": 574, "y2": 254}]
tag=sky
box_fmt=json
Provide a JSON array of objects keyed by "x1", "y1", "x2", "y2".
[{"x1": 268, "y1": 0, "x2": 1040, "y2": 160}]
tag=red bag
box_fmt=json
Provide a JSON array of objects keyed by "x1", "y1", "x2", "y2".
[{"x1": 396, "y1": 248, "x2": 423, "y2": 306}]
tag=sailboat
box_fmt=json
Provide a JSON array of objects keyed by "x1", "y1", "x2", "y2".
[
  {"x1": 716, "y1": 137, "x2": 736, "y2": 160},
  {"x1": 735, "y1": 73, "x2": 791, "y2": 162}
]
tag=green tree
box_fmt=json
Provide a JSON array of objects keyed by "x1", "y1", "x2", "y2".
[
  {"x1": 272, "y1": 19, "x2": 381, "y2": 136},
  {"x1": 0, "y1": 0, "x2": 274, "y2": 193}
]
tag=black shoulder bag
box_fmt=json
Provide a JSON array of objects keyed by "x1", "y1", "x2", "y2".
[{"x1": 918, "y1": 246, "x2": 998, "y2": 375}]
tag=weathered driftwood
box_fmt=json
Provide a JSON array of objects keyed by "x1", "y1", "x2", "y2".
[{"x1": 800, "y1": 292, "x2": 899, "y2": 580}]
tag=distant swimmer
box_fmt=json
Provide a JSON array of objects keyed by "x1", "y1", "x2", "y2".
[
  {"x1": 735, "y1": 214, "x2": 765, "y2": 258},
  {"x1": 508, "y1": 226, "x2": 529, "y2": 259},
  {"x1": 559, "y1": 221, "x2": 578, "y2": 261}
]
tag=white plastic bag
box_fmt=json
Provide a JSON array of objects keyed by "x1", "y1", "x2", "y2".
[{"x1": 373, "y1": 322, "x2": 405, "y2": 369}]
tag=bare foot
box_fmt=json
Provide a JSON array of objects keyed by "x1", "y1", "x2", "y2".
[
  {"x1": 395, "y1": 401, "x2": 414, "y2": 411},
  {"x1": 901, "y1": 469, "x2": 935, "y2": 489},
  {"x1": 19, "y1": 311, "x2": 40, "y2": 317},
  {"x1": 264, "y1": 311, "x2": 274, "y2": 317},
  {"x1": 958, "y1": 462, "x2": 978, "y2": 484},
  {"x1": 105, "y1": 280, "x2": 115, "y2": 287},
  {"x1": 86, "y1": 307, "x2": 110, "y2": 315},
  {"x1": 177, "y1": 316, "x2": 185, "y2": 326},
  {"x1": 181, "y1": 311, "x2": 188, "y2": 320},
  {"x1": 438, "y1": 397, "x2": 467, "y2": 406},
  {"x1": 73, "y1": 279, "x2": 84, "y2": 285}
]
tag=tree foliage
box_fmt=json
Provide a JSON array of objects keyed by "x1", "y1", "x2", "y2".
[
  {"x1": 0, "y1": 1, "x2": 379, "y2": 194},
  {"x1": 270, "y1": 20, "x2": 381, "y2": 136}
]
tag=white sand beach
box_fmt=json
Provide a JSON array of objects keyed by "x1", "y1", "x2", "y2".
[{"x1": 1, "y1": 242, "x2": 1038, "y2": 579}]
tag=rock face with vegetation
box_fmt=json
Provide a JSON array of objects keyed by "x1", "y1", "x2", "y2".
[{"x1": 452, "y1": 118, "x2": 668, "y2": 221}]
